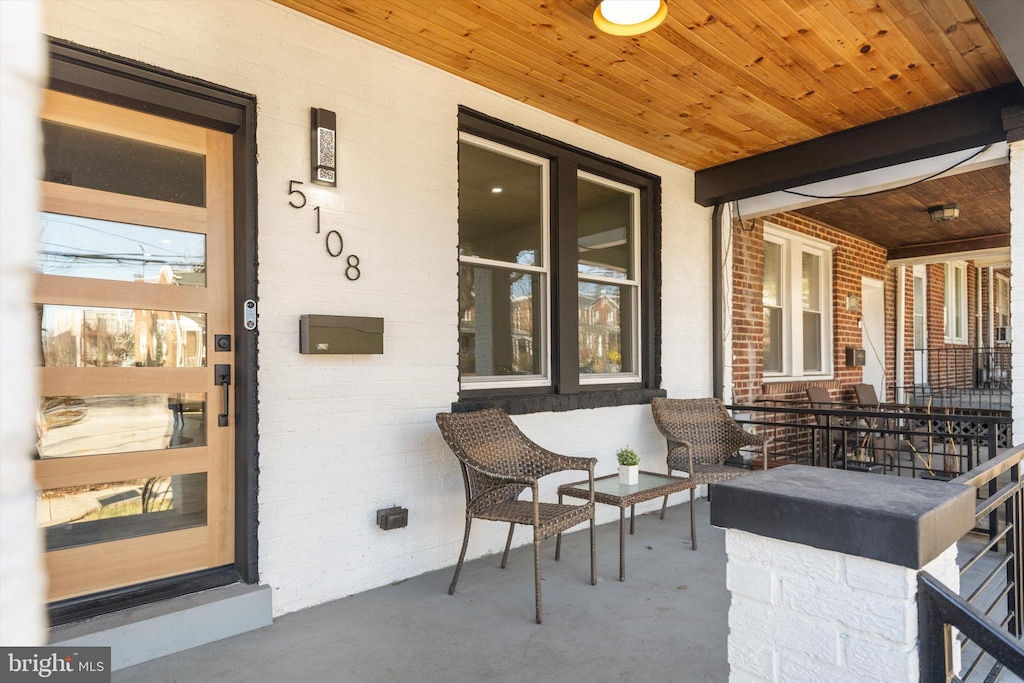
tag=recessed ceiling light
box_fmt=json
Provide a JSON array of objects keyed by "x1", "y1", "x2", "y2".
[{"x1": 491, "y1": 187, "x2": 503, "y2": 193}]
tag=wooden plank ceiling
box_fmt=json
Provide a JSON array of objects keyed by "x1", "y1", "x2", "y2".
[
  {"x1": 793, "y1": 164, "x2": 1010, "y2": 256},
  {"x1": 276, "y1": 0, "x2": 1018, "y2": 251},
  {"x1": 277, "y1": 0, "x2": 1013, "y2": 169}
]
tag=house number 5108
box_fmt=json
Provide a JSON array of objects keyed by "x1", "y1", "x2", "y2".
[{"x1": 288, "y1": 180, "x2": 361, "y2": 281}]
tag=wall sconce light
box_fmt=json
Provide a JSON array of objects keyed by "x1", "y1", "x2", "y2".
[
  {"x1": 311, "y1": 107, "x2": 337, "y2": 186},
  {"x1": 593, "y1": 0, "x2": 668, "y2": 36},
  {"x1": 928, "y1": 203, "x2": 960, "y2": 222},
  {"x1": 846, "y1": 294, "x2": 861, "y2": 312}
]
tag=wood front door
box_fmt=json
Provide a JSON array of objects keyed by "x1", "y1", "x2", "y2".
[{"x1": 34, "y1": 90, "x2": 236, "y2": 602}]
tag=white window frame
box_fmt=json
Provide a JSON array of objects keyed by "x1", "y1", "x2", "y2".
[
  {"x1": 457, "y1": 133, "x2": 551, "y2": 389},
  {"x1": 762, "y1": 223, "x2": 835, "y2": 381},
  {"x1": 944, "y1": 261, "x2": 968, "y2": 344},
  {"x1": 577, "y1": 170, "x2": 642, "y2": 386},
  {"x1": 995, "y1": 272, "x2": 1010, "y2": 333}
]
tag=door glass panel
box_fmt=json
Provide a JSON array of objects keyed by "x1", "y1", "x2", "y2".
[
  {"x1": 40, "y1": 305, "x2": 206, "y2": 368},
  {"x1": 578, "y1": 281, "x2": 635, "y2": 374},
  {"x1": 39, "y1": 473, "x2": 208, "y2": 551},
  {"x1": 457, "y1": 140, "x2": 544, "y2": 266},
  {"x1": 459, "y1": 265, "x2": 543, "y2": 377},
  {"x1": 38, "y1": 212, "x2": 206, "y2": 286},
  {"x1": 42, "y1": 121, "x2": 206, "y2": 206},
  {"x1": 577, "y1": 177, "x2": 633, "y2": 280},
  {"x1": 37, "y1": 394, "x2": 207, "y2": 458}
]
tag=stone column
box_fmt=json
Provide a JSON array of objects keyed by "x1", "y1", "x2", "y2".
[
  {"x1": 1006, "y1": 105, "x2": 1024, "y2": 441},
  {"x1": 711, "y1": 466, "x2": 975, "y2": 682},
  {"x1": 0, "y1": 0, "x2": 47, "y2": 646}
]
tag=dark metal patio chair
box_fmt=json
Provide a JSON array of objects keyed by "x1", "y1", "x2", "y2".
[
  {"x1": 436, "y1": 408, "x2": 596, "y2": 624},
  {"x1": 650, "y1": 397, "x2": 768, "y2": 550},
  {"x1": 806, "y1": 386, "x2": 863, "y2": 466}
]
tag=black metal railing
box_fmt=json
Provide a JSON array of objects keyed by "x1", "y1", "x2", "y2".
[
  {"x1": 896, "y1": 346, "x2": 1012, "y2": 411},
  {"x1": 919, "y1": 445, "x2": 1024, "y2": 682},
  {"x1": 728, "y1": 402, "x2": 1011, "y2": 480}
]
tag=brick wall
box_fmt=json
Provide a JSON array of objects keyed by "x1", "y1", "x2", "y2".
[
  {"x1": 730, "y1": 212, "x2": 891, "y2": 406},
  {"x1": 1011, "y1": 139, "x2": 1024, "y2": 432},
  {"x1": 726, "y1": 530, "x2": 960, "y2": 682},
  {"x1": 44, "y1": 0, "x2": 712, "y2": 617}
]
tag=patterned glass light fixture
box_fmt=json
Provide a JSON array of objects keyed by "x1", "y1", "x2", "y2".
[{"x1": 311, "y1": 107, "x2": 337, "y2": 186}]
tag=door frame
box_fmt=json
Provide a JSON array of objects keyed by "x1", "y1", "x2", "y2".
[
  {"x1": 861, "y1": 276, "x2": 886, "y2": 399},
  {"x1": 46, "y1": 38, "x2": 258, "y2": 626}
]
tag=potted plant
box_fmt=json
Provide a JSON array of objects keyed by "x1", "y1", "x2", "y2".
[{"x1": 616, "y1": 446, "x2": 640, "y2": 485}]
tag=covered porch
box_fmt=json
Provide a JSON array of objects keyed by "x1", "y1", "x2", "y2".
[{"x1": 111, "y1": 502, "x2": 731, "y2": 682}]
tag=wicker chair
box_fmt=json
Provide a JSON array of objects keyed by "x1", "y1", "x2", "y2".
[
  {"x1": 436, "y1": 408, "x2": 597, "y2": 624},
  {"x1": 650, "y1": 397, "x2": 768, "y2": 550}
]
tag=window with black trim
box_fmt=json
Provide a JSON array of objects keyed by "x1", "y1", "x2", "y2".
[{"x1": 456, "y1": 109, "x2": 660, "y2": 411}]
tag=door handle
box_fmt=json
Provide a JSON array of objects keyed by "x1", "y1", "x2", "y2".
[{"x1": 214, "y1": 364, "x2": 231, "y2": 427}]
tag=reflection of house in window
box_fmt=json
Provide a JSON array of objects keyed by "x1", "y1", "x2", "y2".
[{"x1": 578, "y1": 292, "x2": 621, "y2": 373}]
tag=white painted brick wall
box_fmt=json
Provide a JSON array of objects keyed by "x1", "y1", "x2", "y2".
[
  {"x1": 1011, "y1": 140, "x2": 1024, "y2": 440},
  {"x1": 42, "y1": 0, "x2": 713, "y2": 617},
  {"x1": 0, "y1": 0, "x2": 48, "y2": 645},
  {"x1": 724, "y1": 530, "x2": 959, "y2": 683}
]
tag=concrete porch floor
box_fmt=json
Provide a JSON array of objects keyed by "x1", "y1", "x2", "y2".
[{"x1": 113, "y1": 499, "x2": 730, "y2": 682}]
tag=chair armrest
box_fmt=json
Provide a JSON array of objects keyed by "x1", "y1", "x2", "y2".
[
  {"x1": 460, "y1": 458, "x2": 536, "y2": 487},
  {"x1": 737, "y1": 430, "x2": 769, "y2": 448},
  {"x1": 545, "y1": 454, "x2": 598, "y2": 473}
]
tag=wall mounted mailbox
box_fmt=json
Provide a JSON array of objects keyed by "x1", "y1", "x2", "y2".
[
  {"x1": 845, "y1": 347, "x2": 866, "y2": 367},
  {"x1": 300, "y1": 315, "x2": 384, "y2": 355}
]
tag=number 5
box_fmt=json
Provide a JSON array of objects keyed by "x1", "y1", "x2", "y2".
[{"x1": 288, "y1": 180, "x2": 307, "y2": 209}]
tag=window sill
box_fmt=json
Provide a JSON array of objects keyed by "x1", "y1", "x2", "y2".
[
  {"x1": 763, "y1": 374, "x2": 834, "y2": 384},
  {"x1": 452, "y1": 387, "x2": 667, "y2": 415}
]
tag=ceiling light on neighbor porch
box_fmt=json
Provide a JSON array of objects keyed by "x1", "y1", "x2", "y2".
[
  {"x1": 311, "y1": 107, "x2": 337, "y2": 186},
  {"x1": 593, "y1": 0, "x2": 668, "y2": 36},
  {"x1": 928, "y1": 203, "x2": 960, "y2": 222}
]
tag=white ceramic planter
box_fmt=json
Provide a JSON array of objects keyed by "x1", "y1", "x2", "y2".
[{"x1": 618, "y1": 464, "x2": 639, "y2": 485}]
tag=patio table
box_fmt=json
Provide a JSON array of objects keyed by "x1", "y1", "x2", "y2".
[{"x1": 556, "y1": 471, "x2": 695, "y2": 581}]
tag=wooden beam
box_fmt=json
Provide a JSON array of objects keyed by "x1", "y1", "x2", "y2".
[
  {"x1": 886, "y1": 234, "x2": 1010, "y2": 262},
  {"x1": 694, "y1": 83, "x2": 1024, "y2": 206}
]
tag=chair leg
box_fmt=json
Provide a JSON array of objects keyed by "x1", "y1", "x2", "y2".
[
  {"x1": 449, "y1": 516, "x2": 473, "y2": 595},
  {"x1": 589, "y1": 515, "x2": 596, "y2": 586},
  {"x1": 534, "y1": 538, "x2": 543, "y2": 624},
  {"x1": 690, "y1": 486, "x2": 697, "y2": 551},
  {"x1": 501, "y1": 522, "x2": 515, "y2": 569}
]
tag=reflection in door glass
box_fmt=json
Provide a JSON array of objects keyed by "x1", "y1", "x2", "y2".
[
  {"x1": 42, "y1": 120, "x2": 206, "y2": 206},
  {"x1": 39, "y1": 473, "x2": 208, "y2": 551},
  {"x1": 37, "y1": 394, "x2": 207, "y2": 458},
  {"x1": 37, "y1": 212, "x2": 206, "y2": 286},
  {"x1": 40, "y1": 305, "x2": 206, "y2": 368}
]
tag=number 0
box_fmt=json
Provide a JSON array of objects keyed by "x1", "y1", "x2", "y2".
[{"x1": 325, "y1": 230, "x2": 344, "y2": 257}]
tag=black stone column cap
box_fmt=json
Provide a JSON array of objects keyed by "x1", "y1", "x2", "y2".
[{"x1": 710, "y1": 465, "x2": 975, "y2": 569}]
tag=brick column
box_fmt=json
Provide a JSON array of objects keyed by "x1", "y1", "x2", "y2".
[
  {"x1": 1006, "y1": 106, "x2": 1024, "y2": 441},
  {"x1": 0, "y1": 0, "x2": 48, "y2": 645},
  {"x1": 711, "y1": 466, "x2": 975, "y2": 682}
]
